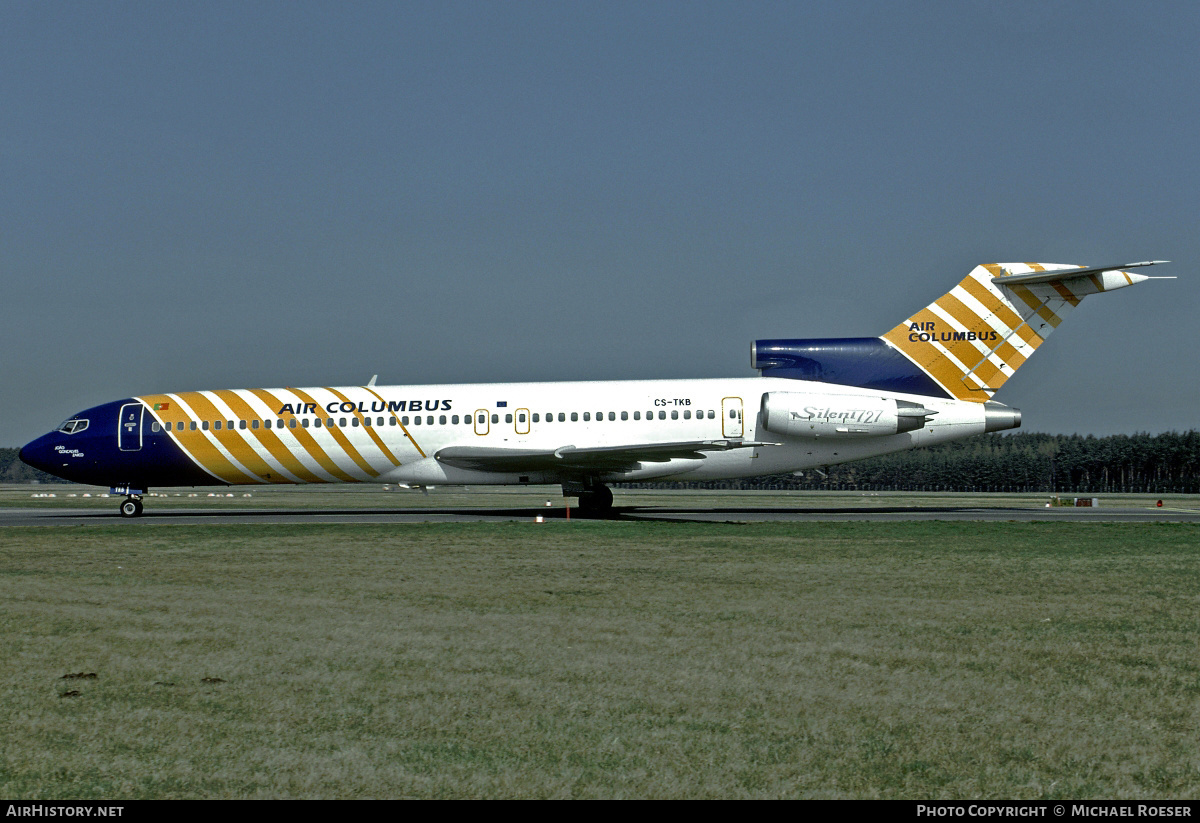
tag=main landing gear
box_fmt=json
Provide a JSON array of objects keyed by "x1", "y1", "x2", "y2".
[
  {"x1": 119, "y1": 496, "x2": 144, "y2": 518},
  {"x1": 572, "y1": 483, "x2": 614, "y2": 517}
]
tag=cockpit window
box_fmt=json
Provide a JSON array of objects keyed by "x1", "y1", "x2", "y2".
[{"x1": 56, "y1": 418, "x2": 89, "y2": 435}]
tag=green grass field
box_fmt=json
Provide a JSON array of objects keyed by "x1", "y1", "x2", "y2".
[{"x1": 2, "y1": 520, "x2": 1199, "y2": 798}]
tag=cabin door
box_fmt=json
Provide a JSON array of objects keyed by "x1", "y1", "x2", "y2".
[
  {"x1": 118, "y1": 403, "x2": 144, "y2": 451},
  {"x1": 722, "y1": 397, "x2": 744, "y2": 438}
]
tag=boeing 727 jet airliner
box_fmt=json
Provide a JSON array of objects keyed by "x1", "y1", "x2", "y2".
[{"x1": 20, "y1": 260, "x2": 1171, "y2": 516}]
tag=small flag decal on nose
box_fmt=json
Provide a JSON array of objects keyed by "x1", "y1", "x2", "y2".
[{"x1": 154, "y1": 403, "x2": 170, "y2": 411}]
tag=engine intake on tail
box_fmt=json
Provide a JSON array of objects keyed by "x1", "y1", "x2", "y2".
[{"x1": 760, "y1": 392, "x2": 935, "y2": 438}]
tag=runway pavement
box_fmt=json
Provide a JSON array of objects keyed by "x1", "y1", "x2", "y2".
[{"x1": 3, "y1": 503, "x2": 1199, "y2": 525}]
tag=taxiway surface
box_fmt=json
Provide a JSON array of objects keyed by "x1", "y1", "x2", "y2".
[{"x1": 3, "y1": 504, "x2": 1199, "y2": 526}]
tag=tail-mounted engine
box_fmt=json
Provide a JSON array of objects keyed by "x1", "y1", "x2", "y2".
[{"x1": 760, "y1": 392, "x2": 936, "y2": 438}]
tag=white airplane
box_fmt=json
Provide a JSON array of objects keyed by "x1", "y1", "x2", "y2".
[{"x1": 20, "y1": 260, "x2": 1170, "y2": 517}]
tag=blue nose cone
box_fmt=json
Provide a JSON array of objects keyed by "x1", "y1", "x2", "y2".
[{"x1": 18, "y1": 434, "x2": 58, "y2": 475}]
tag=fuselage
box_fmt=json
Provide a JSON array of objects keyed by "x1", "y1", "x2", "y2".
[{"x1": 19, "y1": 376, "x2": 1007, "y2": 492}]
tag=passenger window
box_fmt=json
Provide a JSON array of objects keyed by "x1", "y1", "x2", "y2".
[
  {"x1": 390, "y1": 417, "x2": 398, "y2": 426},
  {"x1": 151, "y1": 422, "x2": 161, "y2": 432},
  {"x1": 558, "y1": 413, "x2": 566, "y2": 422},
  {"x1": 378, "y1": 417, "x2": 385, "y2": 426},
  {"x1": 671, "y1": 410, "x2": 679, "y2": 420},
  {"x1": 583, "y1": 412, "x2": 591, "y2": 422},
  {"x1": 277, "y1": 420, "x2": 285, "y2": 429},
  {"x1": 708, "y1": 410, "x2": 715, "y2": 419},
  {"x1": 252, "y1": 420, "x2": 260, "y2": 429},
  {"x1": 289, "y1": 419, "x2": 297, "y2": 429},
  {"x1": 729, "y1": 409, "x2": 737, "y2": 418},
  {"x1": 620, "y1": 411, "x2": 628, "y2": 420},
  {"x1": 191, "y1": 421, "x2": 198, "y2": 431},
  {"x1": 402, "y1": 416, "x2": 410, "y2": 425},
  {"x1": 658, "y1": 411, "x2": 666, "y2": 420},
  {"x1": 426, "y1": 416, "x2": 434, "y2": 425},
  {"x1": 327, "y1": 418, "x2": 335, "y2": 427},
  {"x1": 684, "y1": 410, "x2": 691, "y2": 419},
  {"x1": 314, "y1": 418, "x2": 322, "y2": 428},
  {"x1": 439, "y1": 415, "x2": 447, "y2": 425},
  {"x1": 302, "y1": 419, "x2": 310, "y2": 428},
  {"x1": 571, "y1": 412, "x2": 578, "y2": 422},
  {"x1": 532, "y1": 413, "x2": 539, "y2": 423},
  {"x1": 352, "y1": 418, "x2": 360, "y2": 427},
  {"x1": 505, "y1": 413, "x2": 513, "y2": 423},
  {"x1": 214, "y1": 421, "x2": 222, "y2": 430},
  {"x1": 339, "y1": 418, "x2": 347, "y2": 427},
  {"x1": 238, "y1": 420, "x2": 246, "y2": 429},
  {"x1": 634, "y1": 411, "x2": 641, "y2": 420},
  {"x1": 202, "y1": 421, "x2": 210, "y2": 431},
  {"x1": 413, "y1": 416, "x2": 421, "y2": 425},
  {"x1": 608, "y1": 412, "x2": 615, "y2": 421},
  {"x1": 491, "y1": 414, "x2": 498, "y2": 424}
]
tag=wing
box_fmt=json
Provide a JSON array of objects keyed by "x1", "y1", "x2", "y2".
[{"x1": 433, "y1": 439, "x2": 778, "y2": 474}]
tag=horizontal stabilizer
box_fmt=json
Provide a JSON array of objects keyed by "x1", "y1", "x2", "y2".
[{"x1": 990, "y1": 260, "x2": 1172, "y2": 287}]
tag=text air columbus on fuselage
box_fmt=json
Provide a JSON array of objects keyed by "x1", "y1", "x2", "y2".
[{"x1": 277, "y1": 399, "x2": 454, "y2": 416}]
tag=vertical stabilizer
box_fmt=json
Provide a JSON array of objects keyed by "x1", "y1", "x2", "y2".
[{"x1": 879, "y1": 261, "x2": 1169, "y2": 402}]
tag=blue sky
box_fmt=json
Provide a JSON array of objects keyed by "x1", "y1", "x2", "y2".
[{"x1": 3, "y1": 1, "x2": 1197, "y2": 445}]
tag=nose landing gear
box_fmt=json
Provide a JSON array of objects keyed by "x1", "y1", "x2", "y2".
[{"x1": 112, "y1": 486, "x2": 146, "y2": 518}]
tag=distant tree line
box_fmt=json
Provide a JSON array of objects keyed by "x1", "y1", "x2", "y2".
[
  {"x1": 5, "y1": 430, "x2": 1200, "y2": 492},
  {"x1": 626, "y1": 431, "x2": 1200, "y2": 494},
  {"x1": 0, "y1": 448, "x2": 59, "y2": 483}
]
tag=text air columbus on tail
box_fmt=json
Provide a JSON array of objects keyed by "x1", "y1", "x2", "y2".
[{"x1": 20, "y1": 259, "x2": 1172, "y2": 517}]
